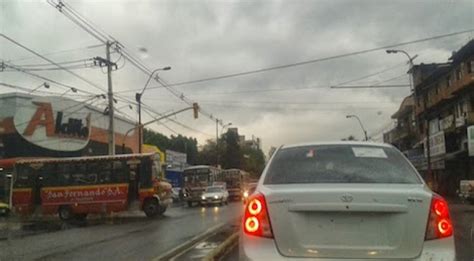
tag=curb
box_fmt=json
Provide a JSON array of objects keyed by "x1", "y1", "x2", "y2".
[
  {"x1": 203, "y1": 232, "x2": 239, "y2": 261},
  {"x1": 152, "y1": 222, "x2": 226, "y2": 261}
]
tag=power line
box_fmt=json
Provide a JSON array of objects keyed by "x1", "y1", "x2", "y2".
[
  {"x1": 0, "y1": 82, "x2": 93, "y2": 98},
  {"x1": 2, "y1": 64, "x2": 96, "y2": 72},
  {"x1": 142, "y1": 98, "x2": 396, "y2": 105},
  {"x1": 0, "y1": 34, "x2": 107, "y2": 93},
  {"x1": 15, "y1": 58, "x2": 93, "y2": 68},
  {"x1": 5, "y1": 44, "x2": 104, "y2": 63},
  {"x1": 195, "y1": 103, "x2": 394, "y2": 111},
  {"x1": 47, "y1": 0, "x2": 225, "y2": 126},
  {"x1": 2, "y1": 62, "x2": 97, "y2": 95},
  {"x1": 333, "y1": 62, "x2": 406, "y2": 86},
  {"x1": 331, "y1": 84, "x2": 410, "y2": 89},
  {"x1": 115, "y1": 28, "x2": 474, "y2": 93}
]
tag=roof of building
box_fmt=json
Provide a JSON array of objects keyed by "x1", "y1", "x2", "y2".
[
  {"x1": 15, "y1": 153, "x2": 156, "y2": 165},
  {"x1": 449, "y1": 39, "x2": 474, "y2": 64},
  {"x1": 391, "y1": 95, "x2": 414, "y2": 119},
  {"x1": 415, "y1": 63, "x2": 452, "y2": 91}
]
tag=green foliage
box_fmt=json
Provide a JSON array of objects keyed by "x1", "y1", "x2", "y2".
[
  {"x1": 144, "y1": 128, "x2": 266, "y2": 177},
  {"x1": 196, "y1": 132, "x2": 265, "y2": 178},
  {"x1": 143, "y1": 128, "x2": 199, "y2": 164}
]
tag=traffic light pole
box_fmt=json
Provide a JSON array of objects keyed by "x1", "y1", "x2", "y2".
[{"x1": 122, "y1": 104, "x2": 199, "y2": 153}]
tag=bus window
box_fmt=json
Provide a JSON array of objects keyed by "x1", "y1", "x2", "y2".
[
  {"x1": 139, "y1": 158, "x2": 152, "y2": 188},
  {"x1": 40, "y1": 163, "x2": 58, "y2": 187},
  {"x1": 112, "y1": 160, "x2": 128, "y2": 183},
  {"x1": 69, "y1": 163, "x2": 97, "y2": 185},
  {"x1": 15, "y1": 165, "x2": 33, "y2": 188}
]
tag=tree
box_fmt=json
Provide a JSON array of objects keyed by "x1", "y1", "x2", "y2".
[
  {"x1": 143, "y1": 128, "x2": 199, "y2": 164},
  {"x1": 222, "y1": 131, "x2": 241, "y2": 169},
  {"x1": 241, "y1": 144, "x2": 265, "y2": 178}
]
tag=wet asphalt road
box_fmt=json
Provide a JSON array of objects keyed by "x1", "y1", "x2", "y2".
[{"x1": 0, "y1": 202, "x2": 243, "y2": 261}]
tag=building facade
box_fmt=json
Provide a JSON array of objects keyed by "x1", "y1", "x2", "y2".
[{"x1": 384, "y1": 40, "x2": 474, "y2": 195}]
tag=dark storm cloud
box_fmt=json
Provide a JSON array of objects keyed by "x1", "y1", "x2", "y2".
[{"x1": 1, "y1": 0, "x2": 473, "y2": 151}]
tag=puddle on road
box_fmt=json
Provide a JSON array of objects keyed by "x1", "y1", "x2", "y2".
[
  {"x1": 0, "y1": 213, "x2": 154, "y2": 241},
  {"x1": 173, "y1": 227, "x2": 237, "y2": 261}
]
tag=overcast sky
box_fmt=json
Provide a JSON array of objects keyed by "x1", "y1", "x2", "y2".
[{"x1": 1, "y1": 0, "x2": 473, "y2": 154}]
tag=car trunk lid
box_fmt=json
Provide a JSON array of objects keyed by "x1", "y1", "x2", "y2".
[{"x1": 264, "y1": 184, "x2": 431, "y2": 259}]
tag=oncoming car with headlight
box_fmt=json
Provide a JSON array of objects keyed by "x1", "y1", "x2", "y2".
[
  {"x1": 240, "y1": 142, "x2": 455, "y2": 260},
  {"x1": 200, "y1": 186, "x2": 229, "y2": 206}
]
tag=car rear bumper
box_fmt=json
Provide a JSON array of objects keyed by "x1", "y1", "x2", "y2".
[
  {"x1": 200, "y1": 199, "x2": 223, "y2": 204},
  {"x1": 240, "y1": 231, "x2": 455, "y2": 261}
]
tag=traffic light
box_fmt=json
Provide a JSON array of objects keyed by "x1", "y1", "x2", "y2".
[{"x1": 193, "y1": 102, "x2": 199, "y2": 119}]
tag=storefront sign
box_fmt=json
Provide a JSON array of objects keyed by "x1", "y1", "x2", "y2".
[
  {"x1": 14, "y1": 97, "x2": 91, "y2": 151},
  {"x1": 468, "y1": 126, "x2": 474, "y2": 157},
  {"x1": 455, "y1": 117, "x2": 466, "y2": 127},
  {"x1": 440, "y1": 115, "x2": 454, "y2": 130},
  {"x1": 424, "y1": 131, "x2": 446, "y2": 157}
]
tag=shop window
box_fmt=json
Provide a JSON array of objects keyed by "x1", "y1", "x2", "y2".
[
  {"x1": 456, "y1": 68, "x2": 462, "y2": 80},
  {"x1": 447, "y1": 75, "x2": 452, "y2": 87},
  {"x1": 468, "y1": 60, "x2": 473, "y2": 74}
]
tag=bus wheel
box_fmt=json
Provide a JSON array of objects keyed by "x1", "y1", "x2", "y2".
[
  {"x1": 143, "y1": 199, "x2": 159, "y2": 218},
  {"x1": 157, "y1": 206, "x2": 167, "y2": 215},
  {"x1": 75, "y1": 213, "x2": 88, "y2": 221},
  {"x1": 58, "y1": 206, "x2": 73, "y2": 221}
]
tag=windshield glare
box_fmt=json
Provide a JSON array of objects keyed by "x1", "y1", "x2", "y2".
[{"x1": 264, "y1": 145, "x2": 421, "y2": 185}]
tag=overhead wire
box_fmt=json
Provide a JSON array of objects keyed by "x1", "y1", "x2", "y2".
[
  {"x1": 47, "y1": 0, "x2": 222, "y2": 125},
  {"x1": 2, "y1": 62, "x2": 97, "y2": 95},
  {"x1": 0, "y1": 34, "x2": 107, "y2": 93},
  {"x1": 5, "y1": 43, "x2": 104, "y2": 63},
  {"x1": 114, "y1": 28, "x2": 474, "y2": 93}
]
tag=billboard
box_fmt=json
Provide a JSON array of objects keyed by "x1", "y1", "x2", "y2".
[
  {"x1": 166, "y1": 150, "x2": 187, "y2": 170},
  {"x1": 14, "y1": 96, "x2": 91, "y2": 151}
]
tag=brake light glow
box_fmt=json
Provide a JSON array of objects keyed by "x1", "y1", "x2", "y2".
[
  {"x1": 248, "y1": 199, "x2": 262, "y2": 215},
  {"x1": 243, "y1": 193, "x2": 273, "y2": 238},
  {"x1": 245, "y1": 217, "x2": 259, "y2": 232},
  {"x1": 425, "y1": 195, "x2": 453, "y2": 240}
]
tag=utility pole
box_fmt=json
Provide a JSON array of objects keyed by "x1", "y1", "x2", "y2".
[
  {"x1": 426, "y1": 119, "x2": 432, "y2": 187},
  {"x1": 106, "y1": 41, "x2": 115, "y2": 155},
  {"x1": 216, "y1": 118, "x2": 219, "y2": 167}
]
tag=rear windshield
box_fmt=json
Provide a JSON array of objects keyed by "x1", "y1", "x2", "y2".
[{"x1": 264, "y1": 145, "x2": 421, "y2": 184}]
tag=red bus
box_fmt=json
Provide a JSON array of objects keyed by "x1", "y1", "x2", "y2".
[{"x1": 11, "y1": 153, "x2": 172, "y2": 220}]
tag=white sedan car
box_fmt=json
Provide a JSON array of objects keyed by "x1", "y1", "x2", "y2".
[
  {"x1": 240, "y1": 142, "x2": 455, "y2": 260},
  {"x1": 200, "y1": 186, "x2": 229, "y2": 206}
]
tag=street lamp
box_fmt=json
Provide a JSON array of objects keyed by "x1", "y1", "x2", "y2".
[
  {"x1": 346, "y1": 115, "x2": 368, "y2": 141},
  {"x1": 221, "y1": 122, "x2": 232, "y2": 134},
  {"x1": 385, "y1": 49, "x2": 418, "y2": 92},
  {"x1": 136, "y1": 66, "x2": 171, "y2": 153},
  {"x1": 28, "y1": 82, "x2": 50, "y2": 94}
]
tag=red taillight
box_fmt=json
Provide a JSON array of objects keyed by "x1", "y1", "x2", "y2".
[
  {"x1": 425, "y1": 195, "x2": 453, "y2": 240},
  {"x1": 243, "y1": 193, "x2": 273, "y2": 238}
]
